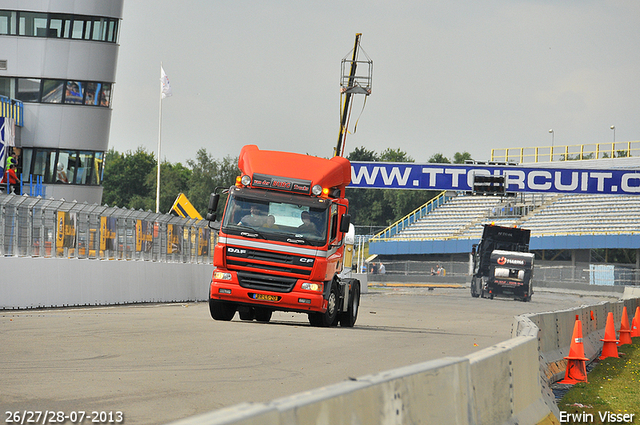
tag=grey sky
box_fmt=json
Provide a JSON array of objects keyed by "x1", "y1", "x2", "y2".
[{"x1": 109, "y1": 1, "x2": 640, "y2": 166}]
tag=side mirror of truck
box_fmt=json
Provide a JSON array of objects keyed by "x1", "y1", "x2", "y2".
[
  {"x1": 340, "y1": 214, "x2": 351, "y2": 233},
  {"x1": 206, "y1": 193, "x2": 220, "y2": 221}
]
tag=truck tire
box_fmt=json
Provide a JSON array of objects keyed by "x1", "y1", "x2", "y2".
[
  {"x1": 470, "y1": 277, "x2": 480, "y2": 298},
  {"x1": 254, "y1": 307, "x2": 272, "y2": 323},
  {"x1": 308, "y1": 313, "x2": 323, "y2": 327},
  {"x1": 339, "y1": 280, "x2": 360, "y2": 327},
  {"x1": 209, "y1": 298, "x2": 236, "y2": 321},
  {"x1": 238, "y1": 307, "x2": 255, "y2": 321},
  {"x1": 308, "y1": 282, "x2": 338, "y2": 327}
]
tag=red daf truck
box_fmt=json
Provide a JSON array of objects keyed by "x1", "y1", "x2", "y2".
[{"x1": 205, "y1": 145, "x2": 361, "y2": 327}]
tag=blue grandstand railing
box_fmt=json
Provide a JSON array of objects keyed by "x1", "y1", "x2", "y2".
[
  {"x1": 370, "y1": 190, "x2": 451, "y2": 242},
  {"x1": 0, "y1": 95, "x2": 24, "y2": 127}
]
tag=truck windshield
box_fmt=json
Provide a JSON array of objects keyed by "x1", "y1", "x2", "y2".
[{"x1": 221, "y1": 192, "x2": 330, "y2": 246}]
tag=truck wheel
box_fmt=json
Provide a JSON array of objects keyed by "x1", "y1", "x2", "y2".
[
  {"x1": 308, "y1": 313, "x2": 323, "y2": 326},
  {"x1": 209, "y1": 298, "x2": 236, "y2": 321},
  {"x1": 339, "y1": 281, "x2": 360, "y2": 327},
  {"x1": 238, "y1": 307, "x2": 255, "y2": 321},
  {"x1": 470, "y1": 278, "x2": 480, "y2": 298},
  {"x1": 309, "y1": 283, "x2": 338, "y2": 327},
  {"x1": 254, "y1": 307, "x2": 272, "y2": 323}
]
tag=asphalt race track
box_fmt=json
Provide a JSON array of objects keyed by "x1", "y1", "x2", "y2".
[{"x1": 1, "y1": 287, "x2": 617, "y2": 425}]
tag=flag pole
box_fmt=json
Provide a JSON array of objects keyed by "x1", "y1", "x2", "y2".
[
  {"x1": 157, "y1": 63, "x2": 172, "y2": 213},
  {"x1": 156, "y1": 63, "x2": 163, "y2": 213}
]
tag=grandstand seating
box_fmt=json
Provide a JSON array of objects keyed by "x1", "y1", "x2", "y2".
[
  {"x1": 522, "y1": 194, "x2": 640, "y2": 235},
  {"x1": 384, "y1": 192, "x2": 640, "y2": 241}
]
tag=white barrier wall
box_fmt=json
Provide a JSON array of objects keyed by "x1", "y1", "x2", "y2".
[{"x1": 0, "y1": 257, "x2": 212, "y2": 309}]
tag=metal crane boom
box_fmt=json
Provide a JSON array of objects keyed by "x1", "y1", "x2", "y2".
[{"x1": 335, "y1": 33, "x2": 362, "y2": 158}]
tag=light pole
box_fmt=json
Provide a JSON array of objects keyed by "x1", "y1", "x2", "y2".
[
  {"x1": 549, "y1": 129, "x2": 554, "y2": 161},
  {"x1": 610, "y1": 125, "x2": 615, "y2": 144}
]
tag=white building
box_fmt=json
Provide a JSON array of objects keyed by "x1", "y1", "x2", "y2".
[{"x1": 0, "y1": 0, "x2": 124, "y2": 204}]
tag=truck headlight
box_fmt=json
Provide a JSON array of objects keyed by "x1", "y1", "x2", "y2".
[
  {"x1": 241, "y1": 175, "x2": 252, "y2": 186},
  {"x1": 214, "y1": 271, "x2": 232, "y2": 281},
  {"x1": 312, "y1": 185, "x2": 323, "y2": 196},
  {"x1": 301, "y1": 282, "x2": 323, "y2": 292}
]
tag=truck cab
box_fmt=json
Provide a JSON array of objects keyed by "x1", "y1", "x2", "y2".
[
  {"x1": 471, "y1": 223, "x2": 534, "y2": 301},
  {"x1": 206, "y1": 145, "x2": 360, "y2": 327}
]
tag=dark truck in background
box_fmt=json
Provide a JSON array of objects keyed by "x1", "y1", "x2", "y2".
[{"x1": 470, "y1": 224, "x2": 534, "y2": 301}]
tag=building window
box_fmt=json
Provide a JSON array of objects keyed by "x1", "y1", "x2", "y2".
[
  {"x1": 18, "y1": 12, "x2": 48, "y2": 37},
  {"x1": 42, "y1": 80, "x2": 64, "y2": 103},
  {"x1": 64, "y1": 81, "x2": 84, "y2": 104},
  {"x1": 93, "y1": 152, "x2": 104, "y2": 185},
  {"x1": 0, "y1": 10, "x2": 119, "y2": 43},
  {"x1": 0, "y1": 77, "x2": 14, "y2": 97},
  {"x1": 76, "y1": 151, "x2": 95, "y2": 184},
  {"x1": 99, "y1": 83, "x2": 111, "y2": 107},
  {"x1": 0, "y1": 77, "x2": 113, "y2": 108},
  {"x1": 107, "y1": 20, "x2": 117, "y2": 43},
  {"x1": 22, "y1": 148, "x2": 104, "y2": 186},
  {"x1": 16, "y1": 78, "x2": 41, "y2": 103},
  {"x1": 0, "y1": 10, "x2": 17, "y2": 35},
  {"x1": 49, "y1": 17, "x2": 64, "y2": 38},
  {"x1": 85, "y1": 82, "x2": 99, "y2": 106}
]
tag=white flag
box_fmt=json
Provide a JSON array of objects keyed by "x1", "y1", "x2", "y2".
[{"x1": 161, "y1": 66, "x2": 172, "y2": 99}]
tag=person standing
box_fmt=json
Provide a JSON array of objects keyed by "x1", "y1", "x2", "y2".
[{"x1": 1, "y1": 162, "x2": 21, "y2": 194}]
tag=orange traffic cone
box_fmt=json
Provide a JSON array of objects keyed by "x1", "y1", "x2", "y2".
[
  {"x1": 619, "y1": 306, "x2": 632, "y2": 346},
  {"x1": 600, "y1": 312, "x2": 619, "y2": 360},
  {"x1": 559, "y1": 315, "x2": 589, "y2": 384},
  {"x1": 631, "y1": 306, "x2": 640, "y2": 338}
]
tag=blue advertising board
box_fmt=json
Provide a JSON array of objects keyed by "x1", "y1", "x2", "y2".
[{"x1": 349, "y1": 162, "x2": 640, "y2": 195}]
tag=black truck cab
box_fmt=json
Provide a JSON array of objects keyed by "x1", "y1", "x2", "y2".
[{"x1": 471, "y1": 224, "x2": 534, "y2": 301}]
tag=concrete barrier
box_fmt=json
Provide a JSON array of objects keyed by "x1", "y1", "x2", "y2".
[
  {"x1": 520, "y1": 297, "x2": 640, "y2": 422},
  {"x1": 0, "y1": 257, "x2": 212, "y2": 309}
]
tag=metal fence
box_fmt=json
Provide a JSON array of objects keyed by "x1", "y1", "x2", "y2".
[
  {"x1": 0, "y1": 193, "x2": 214, "y2": 263},
  {"x1": 365, "y1": 260, "x2": 640, "y2": 286}
]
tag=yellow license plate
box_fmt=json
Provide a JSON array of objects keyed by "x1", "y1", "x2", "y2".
[{"x1": 253, "y1": 293, "x2": 280, "y2": 302}]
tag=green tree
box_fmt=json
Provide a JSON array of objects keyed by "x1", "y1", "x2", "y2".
[
  {"x1": 379, "y1": 148, "x2": 412, "y2": 162},
  {"x1": 145, "y1": 161, "x2": 192, "y2": 213},
  {"x1": 347, "y1": 146, "x2": 378, "y2": 162},
  {"x1": 428, "y1": 153, "x2": 451, "y2": 163},
  {"x1": 186, "y1": 148, "x2": 240, "y2": 217},
  {"x1": 102, "y1": 147, "x2": 156, "y2": 208},
  {"x1": 453, "y1": 151, "x2": 472, "y2": 164}
]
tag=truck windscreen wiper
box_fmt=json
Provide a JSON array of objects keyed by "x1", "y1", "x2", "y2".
[{"x1": 225, "y1": 224, "x2": 265, "y2": 239}]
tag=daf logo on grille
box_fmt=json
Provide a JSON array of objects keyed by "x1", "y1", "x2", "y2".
[
  {"x1": 300, "y1": 258, "x2": 314, "y2": 263},
  {"x1": 228, "y1": 247, "x2": 247, "y2": 254}
]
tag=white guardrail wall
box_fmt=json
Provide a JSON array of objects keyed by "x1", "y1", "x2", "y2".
[
  {"x1": 0, "y1": 257, "x2": 212, "y2": 308},
  {"x1": 166, "y1": 289, "x2": 640, "y2": 425}
]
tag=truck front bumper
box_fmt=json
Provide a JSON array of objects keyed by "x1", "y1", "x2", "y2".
[{"x1": 210, "y1": 277, "x2": 327, "y2": 313}]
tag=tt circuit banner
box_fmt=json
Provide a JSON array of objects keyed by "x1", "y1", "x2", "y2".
[{"x1": 349, "y1": 162, "x2": 640, "y2": 195}]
